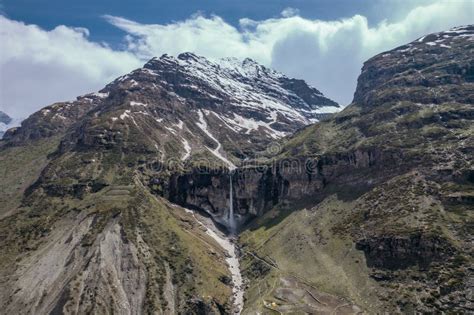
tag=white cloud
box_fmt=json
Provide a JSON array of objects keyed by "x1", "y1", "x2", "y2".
[
  {"x1": 0, "y1": 16, "x2": 141, "y2": 118},
  {"x1": 281, "y1": 7, "x2": 300, "y2": 18},
  {"x1": 0, "y1": 0, "x2": 472, "y2": 119},
  {"x1": 103, "y1": 14, "x2": 254, "y2": 61}
]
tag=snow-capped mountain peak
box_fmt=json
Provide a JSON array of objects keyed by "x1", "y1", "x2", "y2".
[
  {"x1": 6, "y1": 53, "x2": 339, "y2": 166},
  {"x1": 137, "y1": 53, "x2": 338, "y2": 123}
]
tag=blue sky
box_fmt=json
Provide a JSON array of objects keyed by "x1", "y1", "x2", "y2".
[
  {"x1": 2, "y1": 0, "x2": 421, "y2": 45},
  {"x1": 0, "y1": 0, "x2": 472, "y2": 118}
]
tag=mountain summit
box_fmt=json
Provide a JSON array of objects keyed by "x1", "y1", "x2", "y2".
[{"x1": 141, "y1": 53, "x2": 339, "y2": 123}]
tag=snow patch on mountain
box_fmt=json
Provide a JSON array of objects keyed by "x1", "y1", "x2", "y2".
[
  {"x1": 130, "y1": 101, "x2": 148, "y2": 107},
  {"x1": 196, "y1": 110, "x2": 236, "y2": 170},
  {"x1": 181, "y1": 138, "x2": 191, "y2": 161},
  {"x1": 174, "y1": 120, "x2": 184, "y2": 130},
  {"x1": 220, "y1": 112, "x2": 286, "y2": 139},
  {"x1": 413, "y1": 25, "x2": 474, "y2": 49},
  {"x1": 164, "y1": 126, "x2": 177, "y2": 135},
  {"x1": 300, "y1": 105, "x2": 341, "y2": 114},
  {"x1": 120, "y1": 110, "x2": 139, "y2": 127}
]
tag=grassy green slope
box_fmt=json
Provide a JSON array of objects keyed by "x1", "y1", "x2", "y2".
[
  {"x1": 239, "y1": 196, "x2": 383, "y2": 314},
  {"x1": 0, "y1": 137, "x2": 61, "y2": 219}
]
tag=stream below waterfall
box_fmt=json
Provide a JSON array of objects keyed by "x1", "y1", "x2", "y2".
[
  {"x1": 228, "y1": 172, "x2": 237, "y2": 234},
  {"x1": 184, "y1": 208, "x2": 244, "y2": 314}
]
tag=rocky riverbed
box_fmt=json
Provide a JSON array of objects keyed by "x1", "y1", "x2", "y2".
[{"x1": 184, "y1": 208, "x2": 244, "y2": 314}]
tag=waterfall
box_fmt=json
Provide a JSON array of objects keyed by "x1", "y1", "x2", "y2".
[{"x1": 228, "y1": 171, "x2": 236, "y2": 234}]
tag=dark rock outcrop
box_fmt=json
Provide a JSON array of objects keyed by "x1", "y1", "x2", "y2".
[{"x1": 355, "y1": 232, "x2": 455, "y2": 270}]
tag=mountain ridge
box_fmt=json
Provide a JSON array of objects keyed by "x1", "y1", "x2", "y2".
[{"x1": 4, "y1": 53, "x2": 338, "y2": 168}]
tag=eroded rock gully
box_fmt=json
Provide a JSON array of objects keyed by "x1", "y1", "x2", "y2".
[{"x1": 184, "y1": 208, "x2": 244, "y2": 314}]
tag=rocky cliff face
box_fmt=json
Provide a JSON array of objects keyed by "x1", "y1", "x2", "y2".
[{"x1": 163, "y1": 147, "x2": 407, "y2": 231}]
